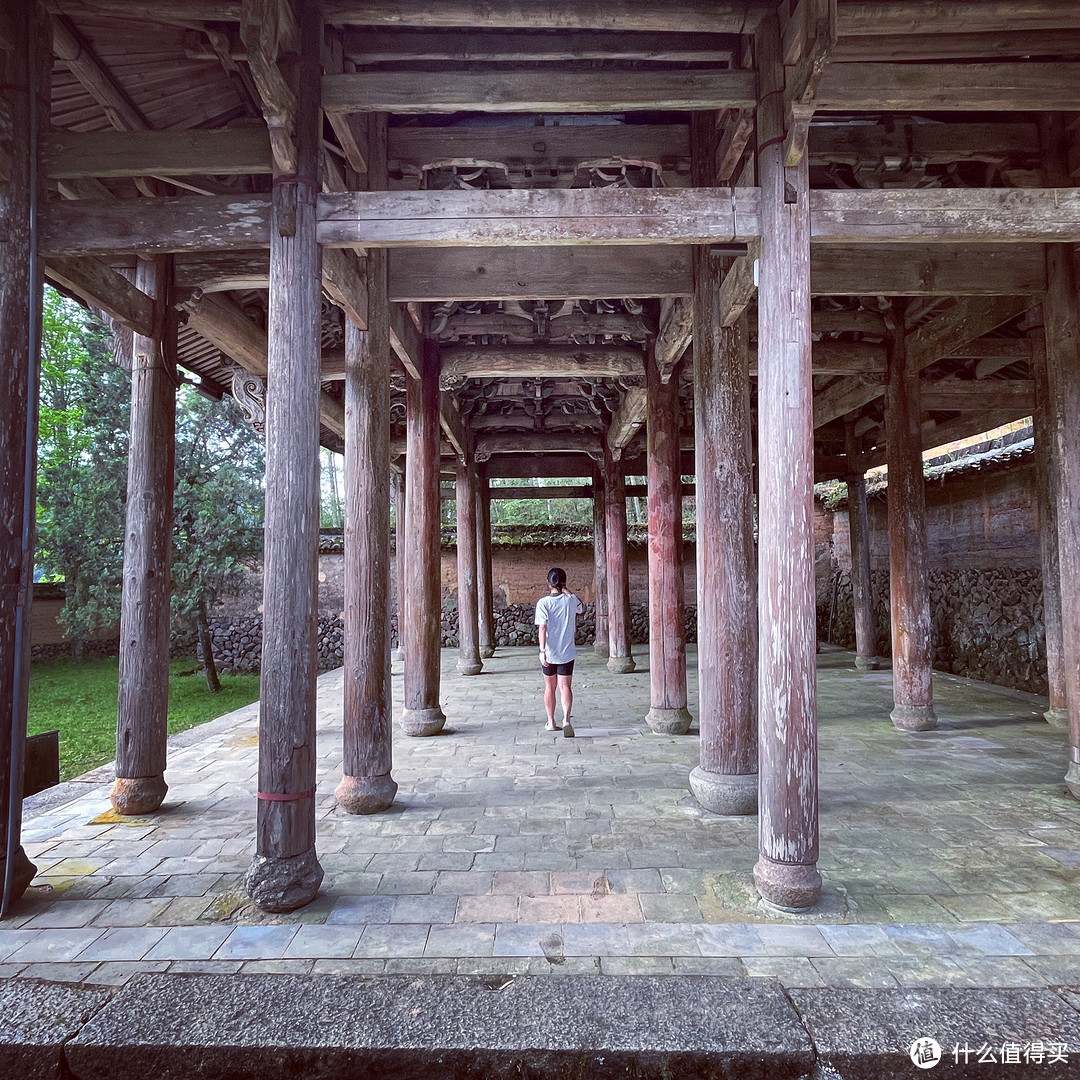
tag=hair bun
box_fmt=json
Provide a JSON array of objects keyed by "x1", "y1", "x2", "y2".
[{"x1": 547, "y1": 566, "x2": 567, "y2": 589}]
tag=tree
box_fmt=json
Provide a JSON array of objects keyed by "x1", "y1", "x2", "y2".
[
  {"x1": 171, "y1": 388, "x2": 265, "y2": 691},
  {"x1": 36, "y1": 290, "x2": 129, "y2": 656}
]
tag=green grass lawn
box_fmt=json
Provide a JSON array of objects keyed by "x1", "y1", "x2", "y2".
[{"x1": 28, "y1": 657, "x2": 260, "y2": 781}]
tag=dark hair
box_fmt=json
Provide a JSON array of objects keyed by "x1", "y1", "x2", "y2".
[{"x1": 547, "y1": 567, "x2": 567, "y2": 591}]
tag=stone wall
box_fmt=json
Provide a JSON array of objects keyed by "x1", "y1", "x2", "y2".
[{"x1": 818, "y1": 446, "x2": 1049, "y2": 695}]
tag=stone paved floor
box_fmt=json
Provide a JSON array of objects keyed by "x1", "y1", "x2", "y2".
[{"x1": 4, "y1": 645, "x2": 1080, "y2": 990}]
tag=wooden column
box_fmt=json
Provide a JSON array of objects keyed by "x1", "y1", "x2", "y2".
[
  {"x1": 245, "y1": 1, "x2": 324, "y2": 912},
  {"x1": 456, "y1": 462, "x2": 483, "y2": 676},
  {"x1": 476, "y1": 472, "x2": 495, "y2": 659},
  {"x1": 884, "y1": 319, "x2": 937, "y2": 732},
  {"x1": 753, "y1": 16, "x2": 821, "y2": 912},
  {"x1": 402, "y1": 341, "x2": 447, "y2": 735},
  {"x1": 1032, "y1": 322, "x2": 1068, "y2": 728},
  {"x1": 844, "y1": 423, "x2": 880, "y2": 671},
  {"x1": 337, "y1": 115, "x2": 397, "y2": 815},
  {"x1": 1042, "y1": 114, "x2": 1080, "y2": 796},
  {"x1": 645, "y1": 345, "x2": 691, "y2": 733},
  {"x1": 592, "y1": 471, "x2": 609, "y2": 657},
  {"x1": 392, "y1": 470, "x2": 406, "y2": 662},
  {"x1": 112, "y1": 255, "x2": 176, "y2": 816},
  {"x1": 603, "y1": 446, "x2": 635, "y2": 673},
  {"x1": 0, "y1": 1, "x2": 48, "y2": 911},
  {"x1": 690, "y1": 250, "x2": 758, "y2": 815}
]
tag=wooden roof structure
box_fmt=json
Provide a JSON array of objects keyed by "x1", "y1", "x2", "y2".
[{"x1": 35, "y1": 0, "x2": 1080, "y2": 480}]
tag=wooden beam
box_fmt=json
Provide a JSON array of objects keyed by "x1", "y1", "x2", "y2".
[
  {"x1": 808, "y1": 121, "x2": 1039, "y2": 166},
  {"x1": 318, "y1": 187, "x2": 758, "y2": 248},
  {"x1": 389, "y1": 303, "x2": 422, "y2": 380},
  {"x1": 606, "y1": 386, "x2": 649, "y2": 459},
  {"x1": 810, "y1": 244, "x2": 1046, "y2": 295},
  {"x1": 44, "y1": 128, "x2": 272, "y2": 179},
  {"x1": 440, "y1": 393, "x2": 469, "y2": 464},
  {"x1": 442, "y1": 484, "x2": 593, "y2": 500},
  {"x1": 817, "y1": 63, "x2": 1080, "y2": 112},
  {"x1": 813, "y1": 309, "x2": 887, "y2": 335},
  {"x1": 833, "y1": 29, "x2": 1080, "y2": 62},
  {"x1": 751, "y1": 340, "x2": 886, "y2": 376},
  {"x1": 389, "y1": 246, "x2": 692, "y2": 302},
  {"x1": 837, "y1": 2, "x2": 1080, "y2": 36},
  {"x1": 811, "y1": 188, "x2": 1080, "y2": 244},
  {"x1": 322, "y1": 70, "x2": 758, "y2": 115},
  {"x1": 441, "y1": 343, "x2": 643, "y2": 381},
  {"x1": 919, "y1": 378, "x2": 1034, "y2": 413},
  {"x1": 321, "y1": 247, "x2": 369, "y2": 330},
  {"x1": 718, "y1": 249, "x2": 758, "y2": 328},
  {"x1": 44, "y1": 256, "x2": 154, "y2": 337},
  {"x1": 655, "y1": 298, "x2": 692, "y2": 381},
  {"x1": 476, "y1": 431, "x2": 603, "y2": 460},
  {"x1": 40, "y1": 195, "x2": 272, "y2": 257},
  {"x1": 434, "y1": 309, "x2": 650, "y2": 342}
]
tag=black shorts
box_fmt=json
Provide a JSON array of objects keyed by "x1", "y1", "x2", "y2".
[{"x1": 541, "y1": 660, "x2": 575, "y2": 678}]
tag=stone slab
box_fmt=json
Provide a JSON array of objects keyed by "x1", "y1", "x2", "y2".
[
  {"x1": 66, "y1": 973, "x2": 813, "y2": 1079},
  {"x1": 0, "y1": 978, "x2": 113, "y2": 1079},
  {"x1": 791, "y1": 986, "x2": 1080, "y2": 1079}
]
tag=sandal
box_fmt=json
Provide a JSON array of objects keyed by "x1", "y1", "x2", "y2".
[{"x1": 562, "y1": 720, "x2": 575, "y2": 738}]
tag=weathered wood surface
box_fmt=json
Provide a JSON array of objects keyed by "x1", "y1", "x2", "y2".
[
  {"x1": 655, "y1": 297, "x2": 692, "y2": 383},
  {"x1": 113, "y1": 256, "x2": 175, "y2": 815},
  {"x1": 1031, "y1": 323, "x2": 1068, "y2": 727},
  {"x1": 606, "y1": 387, "x2": 649, "y2": 459},
  {"x1": 592, "y1": 476, "x2": 609, "y2": 658},
  {"x1": 456, "y1": 464, "x2": 483, "y2": 676},
  {"x1": 392, "y1": 470, "x2": 406, "y2": 661},
  {"x1": 603, "y1": 447, "x2": 635, "y2": 673},
  {"x1": 919, "y1": 379, "x2": 1034, "y2": 413},
  {"x1": 476, "y1": 431, "x2": 604, "y2": 461},
  {"x1": 324, "y1": 70, "x2": 757, "y2": 114},
  {"x1": 39, "y1": 194, "x2": 273, "y2": 256},
  {"x1": 249, "y1": 0, "x2": 323, "y2": 913},
  {"x1": 844, "y1": 424, "x2": 878, "y2": 671},
  {"x1": 1041, "y1": 117, "x2": 1080, "y2": 793},
  {"x1": 44, "y1": 256, "x2": 154, "y2": 337},
  {"x1": 322, "y1": 247, "x2": 369, "y2": 331},
  {"x1": 645, "y1": 345, "x2": 690, "y2": 733},
  {"x1": 389, "y1": 302, "x2": 423, "y2": 380},
  {"x1": 439, "y1": 394, "x2": 469, "y2": 464},
  {"x1": 749, "y1": 340, "x2": 885, "y2": 377},
  {"x1": 402, "y1": 342, "x2": 447, "y2": 735},
  {"x1": 753, "y1": 17, "x2": 820, "y2": 912},
  {"x1": 692, "y1": 245, "x2": 757, "y2": 810},
  {"x1": 811, "y1": 188, "x2": 1080, "y2": 244},
  {"x1": 818, "y1": 63, "x2": 1080, "y2": 112},
  {"x1": 838, "y1": 1, "x2": 1080, "y2": 36},
  {"x1": 0, "y1": 2, "x2": 48, "y2": 910},
  {"x1": 885, "y1": 320, "x2": 937, "y2": 731},
  {"x1": 44, "y1": 127, "x2": 272, "y2": 178},
  {"x1": 809, "y1": 121, "x2": 1039, "y2": 165},
  {"x1": 833, "y1": 29, "x2": 1080, "y2": 61},
  {"x1": 476, "y1": 475, "x2": 495, "y2": 659},
  {"x1": 318, "y1": 188, "x2": 759, "y2": 247},
  {"x1": 441, "y1": 343, "x2": 642, "y2": 381}
]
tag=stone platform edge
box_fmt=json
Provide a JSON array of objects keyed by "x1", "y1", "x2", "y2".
[{"x1": 6, "y1": 974, "x2": 1080, "y2": 1079}]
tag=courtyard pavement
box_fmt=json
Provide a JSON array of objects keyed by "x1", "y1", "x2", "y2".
[{"x1": 4, "y1": 644, "x2": 1080, "y2": 990}]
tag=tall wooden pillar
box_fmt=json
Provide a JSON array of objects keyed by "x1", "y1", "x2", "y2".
[
  {"x1": 0, "y1": 1, "x2": 49, "y2": 912},
  {"x1": 402, "y1": 341, "x2": 447, "y2": 735},
  {"x1": 603, "y1": 446, "x2": 635, "y2": 673},
  {"x1": 245, "y1": 1, "x2": 324, "y2": 912},
  {"x1": 845, "y1": 423, "x2": 880, "y2": 671},
  {"x1": 456, "y1": 462, "x2": 483, "y2": 676},
  {"x1": 337, "y1": 108, "x2": 397, "y2": 815},
  {"x1": 884, "y1": 320, "x2": 937, "y2": 732},
  {"x1": 592, "y1": 473, "x2": 609, "y2": 657},
  {"x1": 1042, "y1": 115, "x2": 1080, "y2": 795},
  {"x1": 753, "y1": 17, "x2": 821, "y2": 911},
  {"x1": 645, "y1": 346, "x2": 691, "y2": 733},
  {"x1": 476, "y1": 473, "x2": 495, "y2": 659},
  {"x1": 112, "y1": 255, "x2": 176, "y2": 816},
  {"x1": 1032, "y1": 322, "x2": 1068, "y2": 728},
  {"x1": 392, "y1": 470, "x2": 406, "y2": 662},
  {"x1": 690, "y1": 250, "x2": 758, "y2": 815}
]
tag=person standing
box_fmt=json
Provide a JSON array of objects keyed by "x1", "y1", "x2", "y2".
[{"x1": 535, "y1": 567, "x2": 584, "y2": 737}]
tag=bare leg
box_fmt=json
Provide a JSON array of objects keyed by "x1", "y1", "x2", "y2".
[
  {"x1": 543, "y1": 673, "x2": 558, "y2": 728},
  {"x1": 558, "y1": 675, "x2": 574, "y2": 724}
]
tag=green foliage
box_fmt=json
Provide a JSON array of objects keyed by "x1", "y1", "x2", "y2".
[
  {"x1": 28, "y1": 655, "x2": 259, "y2": 780},
  {"x1": 36, "y1": 290, "x2": 129, "y2": 651}
]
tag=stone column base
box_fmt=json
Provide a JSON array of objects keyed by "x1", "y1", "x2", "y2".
[
  {"x1": 689, "y1": 767, "x2": 757, "y2": 816},
  {"x1": 854, "y1": 654, "x2": 881, "y2": 671},
  {"x1": 480, "y1": 645, "x2": 495, "y2": 659},
  {"x1": 607, "y1": 654, "x2": 636, "y2": 674},
  {"x1": 645, "y1": 706, "x2": 693, "y2": 735},
  {"x1": 336, "y1": 773, "x2": 398, "y2": 815},
  {"x1": 1045, "y1": 706, "x2": 1070, "y2": 729},
  {"x1": 457, "y1": 656, "x2": 483, "y2": 676},
  {"x1": 401, "y1": 706, "x2": 446, "y2": 737},
  {"x1": 0, "y1": 847, "x2": 37, "y2": 908},
  {"x1": 890, "y1": 703, "x2": 938, "y2": 731},
  {"x1": 110, "y1": 774, "x2": 168, "y2": 815},
  {"x1": 246, "y1": 849, "x2": 324, "y2": 913},
  {"x1": 594, "y1": 642, "x2": 609, "y2": 658},
  {"x1": 753, "y1": 854, "x2": 821, "y2": 913}
]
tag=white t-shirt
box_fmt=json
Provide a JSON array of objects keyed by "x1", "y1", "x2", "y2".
[{"x1": 534, "y1": 591, "x2": 584, "y2": 664}]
